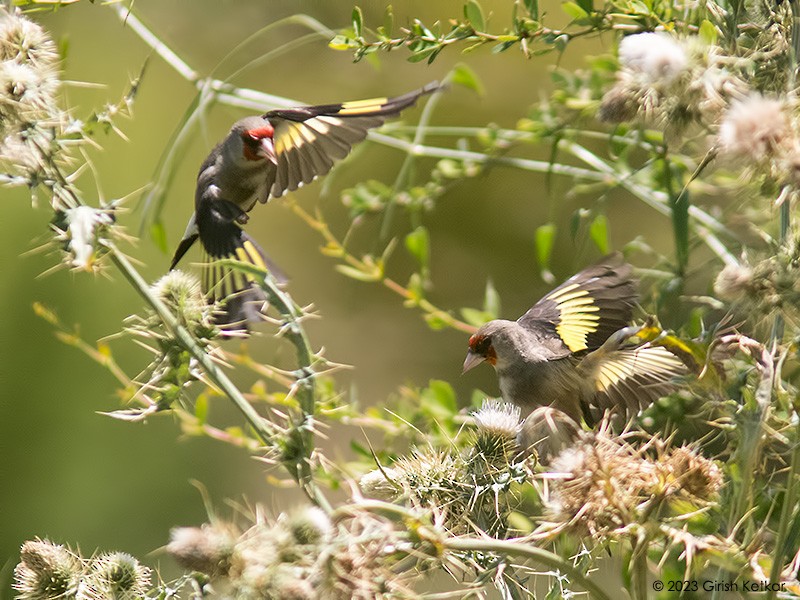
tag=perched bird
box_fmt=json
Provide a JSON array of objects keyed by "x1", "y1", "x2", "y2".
[
  {"x1": 170, "y1": 82, "x2": 442, "y2": 331},
  {"x1": 463, "y1": 253, "x2": 686, "y2": 424}
]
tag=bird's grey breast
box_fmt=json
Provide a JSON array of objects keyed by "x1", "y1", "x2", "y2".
[
  {"x1": 214, "y1": 153, "x2": 276, "y2": 213},
  {"x1": 497, "y1": 356, "x2": 584, "y2": 420}
]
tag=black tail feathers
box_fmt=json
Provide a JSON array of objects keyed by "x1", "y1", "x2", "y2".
[{"x1": 195, "y1": 199, "x2": 284, "y2": 333}]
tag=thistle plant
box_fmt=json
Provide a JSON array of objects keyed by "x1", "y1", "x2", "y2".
[{"x1": 8, "y1": 0, "x2": 800, "y2": 598}]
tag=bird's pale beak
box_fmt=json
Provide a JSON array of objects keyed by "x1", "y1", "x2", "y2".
[
  {"x1": 462, "y1": 350, "x2": 485, "y2": 374},
  {"x1": 259, "y1": 137, "x2": 278, "y2": 165}
]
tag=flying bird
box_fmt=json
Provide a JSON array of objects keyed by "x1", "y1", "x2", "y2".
[{"x1": 170, "y1": 82, "x2": 442, "y2": 331}]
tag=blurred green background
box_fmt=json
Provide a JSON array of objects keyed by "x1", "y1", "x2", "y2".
[{"x1": 0, "y1": 0, "x2": 672, "y2": 587}]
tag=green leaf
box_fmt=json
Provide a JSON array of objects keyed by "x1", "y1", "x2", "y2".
[
  {"x1": 405, "y1": 226, "x2": 430, "y2": 268},
  {"x1": 460, "y1": 307, "x2": 491, "y2": 327},
  {"x1": 350, "y1": 440, "x2": 373, "y2": 458},
  {"x1": 150, "y1": 220, "x2": 168, "y2": 253},
  {"x1": 451, "y1": 62, "x2": 485, "y2": 95},
  {"x1": 699, "y1": 19, "x2": 718, "y2": 44},
  {"x1": 561, "y1": 2, "x2": 588, "y2": 20},
  {"x1": 383, "y1": 5, "x2": 394, "y2": 34},
  {"x1": 483, "y1": 278, "x2": 500, "y2": 318},
  {"x1": 424, "y1": 380, "x2": 457, "y2": 413},
  {"x1": 328, "y1": 34, "x2": 352, "y2": 50},
  {"x1": 576, "y1": 0, "x2": 593, "y2": 14},
  {"x1": 424, "y1": 312, "x2": 449, "y2": 330},
  {"x1": 672, "y1": 186, "x2": 690, "y2": 276},
  {"x1": 524, "y1": 0, "x2": 539, "y2": 19},
  {"x1": 335, "y1": 264, "x2": 380, "y2": 282},
  {"x1": 464, "y1": 0, "x2": 485, "y2": 31},
  {"x1": 352, "y1": 6, "x2": 364, "y2": 37},
  {"x1": 589, "y1": 213, "x2": 609, "y2": 254},
  {"x1": 408, "y1": 46, "x2": 439, "y2": 63},
  {"x1": 194, "y1": 394, "x2": 208, "y2": 425},
  {"x1": 535, "y1": 223, "x2": 556, "y2": 269},
  {"x1": 535, "y1": 222, "x2": 556, "y2": 284}
]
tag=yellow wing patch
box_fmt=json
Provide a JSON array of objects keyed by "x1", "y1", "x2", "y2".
[
  {"x1": 276, "y1": 122, "x2": 316, "y2": 154},
  {"x1": 339, "y1": 97, "x2": 388, "y2": 115},
  {"x1": 594, "y1": 345, "x2": 683, "y2": 393},
  {"x1": 547, "y1": 284, "x2": 601, "y2": 352},
  {"x1": 243, "y1": 240, "x2": 266, "y2": 270}
]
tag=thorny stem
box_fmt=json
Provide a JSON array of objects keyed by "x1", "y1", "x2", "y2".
[
  {"x1": 255, "y1": 273, "x2": 333, "y2": 513},
  {"x1": 107, "y1": 248, "x2": 278, "y2": 446},
  {"x1": 288, "y1": 201, "x2": 477, "y2": 334},
  {"x1": 442, "y1": 538, "x2": 613, "y2": 600},
  {"x1": 336, "y1": 500, "x2": 612, "y2": 600}
]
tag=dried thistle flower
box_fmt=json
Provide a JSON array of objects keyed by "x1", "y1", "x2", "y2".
[
  {"x1": 597, "y1": 84, "x2": 639, "y2": 123},
  {"x1": 390, "y1": 449, "x2": 466, "y2": 508},
  {"x1": 319, "y1": 511, "x2": 417, "y2": 599},
  {"x1": 285, "y1": 506, "x2": 332, "y2": 546},
  {"x1": 517, "y1": 406, "x2": 583, "y2": 464},
  {"x1": 0, "y1": 9, "x2": 58, "y2": 68},
  {"x1": 544, "y1": 425, "x2": 723, "y2": 535},
  {"x1": 714, "y1": 236, "x2": 800, "y2": 328},
  {"x1": 473, "y1": 399, "x2": 520, "y2": 440},
  {"x1": 659, "y1": 445, "x2": 723, "y2": 500},
  {"x1": 80, "y1": 552, "x2": 150, "y2": 600},
  {"x1": 718, "y1": 94, "x2": 793, "y2": 162},
  {"x1": 714, "y1": 261, "x2": 755, "y2": 302},
  {"x1": 619, "y1": 32, "x2": 688, "y2": 84},
  {"x1": 359, "y1": 467, "x2": 400, "y2": 501},
  {"x1": 13, "y1": 538, "x2": 82, "y2": 600},
  {"x1": 167, "y1": 524, "x2": 237, "y2": 577},
  {"x1": 0, "y1": 10, "x2": 59, "y2": 133},
  {"x1": 0, "y1": 132, "x2": 43, "y2": 179}
]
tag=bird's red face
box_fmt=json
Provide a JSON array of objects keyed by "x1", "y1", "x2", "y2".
[
  {"x1": 464, "y1": 333, "x2": 496, "y2": 373},
  {"x1": 240, "y1": 125, "x2": 277, "y2": 164}
]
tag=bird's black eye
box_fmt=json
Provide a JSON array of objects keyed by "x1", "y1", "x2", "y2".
[
  {"x1": 240, "y1": 132, "x2": 259, "y2": 147},
  {"x1": 469, "y1": 333, "x2": 492, "y2": 356}
]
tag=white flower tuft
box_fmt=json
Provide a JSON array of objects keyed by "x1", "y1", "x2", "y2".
[
  {"x1": 718, "y1": 94, "x2": 792, "y2": 161},
  {"x1": 0, "y1": 9, "x2": 59, "y2": 67},
  {"x1": 473, "y1": 399, "x2": 521, "y2": 440},
  {"x1": 619, "y1": 32, "x2": 688, "y2": 84},
  {"x1": 64, "y1": 206, "x2": 115, "y2": 270}
]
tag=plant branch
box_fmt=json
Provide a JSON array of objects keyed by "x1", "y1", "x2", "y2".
[{"x1": 289, "y1": 201, "x2": 477, "y2": 334}]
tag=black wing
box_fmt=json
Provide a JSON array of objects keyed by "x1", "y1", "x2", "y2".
[
  {"x1": 264, "y1": 82, "x2": 441, "y2": 197},
  {"x1": 517, "y1": 253, "x2": 637, "y2": 359}
]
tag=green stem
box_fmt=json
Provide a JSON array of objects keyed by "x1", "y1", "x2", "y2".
[
  {"x1": 630, "y1": 534, "x2": 649, "y2": 600},
  {"x1": 766, "y1": 194, "x2": 794, "y2": 599},
  {"x1": 379, "y1": 72, "x2": 447, "y2": 240},
  {"x1": 766, "y1": 425, "x2": 800, "y2": 599},
  {"x1": 560, "y1": 140, "x2": 737, "y2": 266}
]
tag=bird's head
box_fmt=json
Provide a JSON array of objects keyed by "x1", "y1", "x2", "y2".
[
  {"x1": 227, "y1": 116, "x2": 278, "y2": 165},
  {"x1": 463, "y1": 320, "x2": 533, "y2": 374}
]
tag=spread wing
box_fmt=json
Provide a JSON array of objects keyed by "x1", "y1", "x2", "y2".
[
  {"x1": 265, "y1": 82, "x2": 441, "y2": 198},
  {"x1": 586, "y1": 343, "x2": 687, "y2": 420},
  {"x1": 517, "y1": 253, "x2": 637, "y2": 360}
]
